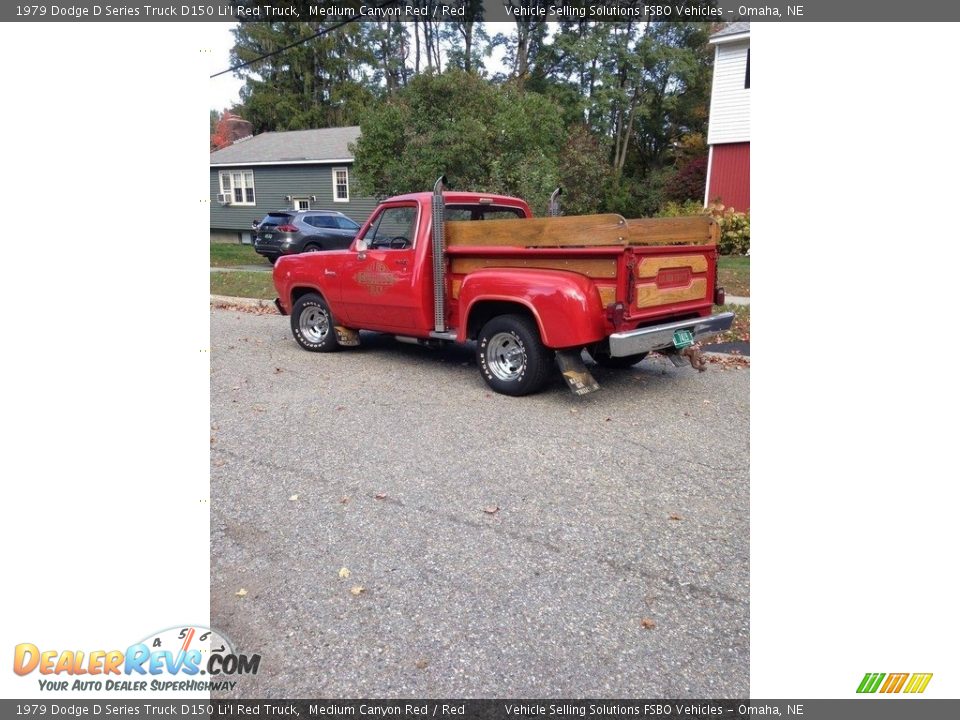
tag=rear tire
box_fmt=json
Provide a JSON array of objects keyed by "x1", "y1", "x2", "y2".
[
  {"x1": 477, "y1": 314, "x2": 553, "y2": 396},
  {"x1": 291, "y1": 293, "x2": 338, "y2": 352}
]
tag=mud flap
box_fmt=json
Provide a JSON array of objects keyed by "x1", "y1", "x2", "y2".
[
  {"x1": 335, "y1": 326, "x2": 360, "y2": 347},
  {"x1": 555, "y1": 350, "x2": 601, "y2": 396}
]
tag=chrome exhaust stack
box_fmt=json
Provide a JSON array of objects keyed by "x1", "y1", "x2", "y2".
[
  {"x1": 432, "y1": 175, "x2": 447, "y2": 333},
  {"x1": 548, "y1": 186, "x2": 563, "y2": 217}
]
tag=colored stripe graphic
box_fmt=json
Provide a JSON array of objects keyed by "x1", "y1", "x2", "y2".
[
  {"x1": 903, "y1": 673, "x2": 933, "y2": 694},
  {"x1": 880, "y1": 673, "x2": 909, "y2": 693},
  {"x1": 857, "y1": 672, "x2": 933, "y2": 694},
  {"x1": 857, "y1": 673, "x2": 885, "y2": 693}
]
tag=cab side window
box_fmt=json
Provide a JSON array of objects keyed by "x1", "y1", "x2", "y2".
[{"x1": 360, "y1": 206, "x2": 417, "y2": 249}]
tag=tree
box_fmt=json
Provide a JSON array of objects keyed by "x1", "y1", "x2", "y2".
[
  {"x1": 557, "y1": 125, "x2": 609, "y2": 215},
  {"x1": 230, "y1": 21, "x2": 378, "y2": 132},
  {"x1": 352, "y1": 70, "x2": 565, "y2": 213}
]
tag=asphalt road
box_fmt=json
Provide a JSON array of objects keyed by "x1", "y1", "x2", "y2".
[{"x1": 210, "y1": 307, "x2": 749, "y2": 698}]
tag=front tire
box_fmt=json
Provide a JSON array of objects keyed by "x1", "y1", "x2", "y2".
[
  {"x1": 477, "y1": 314, "x2": 553, "y2": 396},
  {"x1": 291, "y1": 293, "x2": 338, "y2": 352}
]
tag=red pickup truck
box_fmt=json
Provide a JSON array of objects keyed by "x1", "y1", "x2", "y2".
[{"x1": 273, "y1": 179, "x2": 733, "y2": 396}]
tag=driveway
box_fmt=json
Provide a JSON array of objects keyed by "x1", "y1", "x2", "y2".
[{"x1": 210, "y1": 307, "x2": 749, "y2": 698}]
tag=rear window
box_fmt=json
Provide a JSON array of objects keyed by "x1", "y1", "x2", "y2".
[
  {"x1": 260, "y1": 213, "x2": 293, "y2": 228},
  {"x1": 445, "y1": 205, "x2": 524, "y2": 221}
]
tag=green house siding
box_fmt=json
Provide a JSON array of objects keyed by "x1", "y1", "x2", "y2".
[{"x1": 209, "y1": 164, "x2": 379, "y2": 234}]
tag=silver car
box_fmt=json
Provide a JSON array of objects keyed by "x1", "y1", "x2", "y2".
[{"x1": 252, "y1": 210, "x2": 361, "y2": 263}]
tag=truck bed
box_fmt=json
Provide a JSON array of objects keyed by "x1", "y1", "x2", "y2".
[{"x1": 445, "y1": 213, "x2": 720, "y2": 328}]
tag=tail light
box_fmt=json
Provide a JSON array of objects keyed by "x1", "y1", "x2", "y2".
[{"x1": 276, "y1": 224, "x2": 298, "y2": 233}]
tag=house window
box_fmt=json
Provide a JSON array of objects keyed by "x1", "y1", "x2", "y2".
[
  {"x1": 219, "y1": 170, "x2": 255, "y2": 206},
  {"x1": 332, "y1": 167, "x2": 349, "y2": 203},
  {"x1": 745, "y1": 49, "x2": 750, "y2": 89}
]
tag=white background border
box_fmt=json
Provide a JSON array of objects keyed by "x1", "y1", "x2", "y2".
[{"x1": 0, "y1": 20, "x2": 957, "y2": 700}]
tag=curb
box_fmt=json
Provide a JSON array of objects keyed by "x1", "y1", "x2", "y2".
[{"x1": 211, "y1": 294, "x2": 276, "y2": 309}]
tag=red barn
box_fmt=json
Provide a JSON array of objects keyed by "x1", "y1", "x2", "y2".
[{"x1": 705, "y1": 22, "x2": 750, "y2": 212}]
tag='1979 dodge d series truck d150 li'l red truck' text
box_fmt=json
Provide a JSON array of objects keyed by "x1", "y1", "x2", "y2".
[{"x1": 272, "y1": 178, "x2": 733, "y2": 397}]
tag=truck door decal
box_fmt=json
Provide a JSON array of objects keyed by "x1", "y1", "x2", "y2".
[{"x1": 353, "y1": 261, "x2": 398, "y2": 295}]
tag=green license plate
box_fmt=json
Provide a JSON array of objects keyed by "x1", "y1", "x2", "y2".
[{"x1": 672, "y1": 329, "x2": 694, "y2": 349}]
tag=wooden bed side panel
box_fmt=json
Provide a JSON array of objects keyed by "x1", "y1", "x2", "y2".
[
  {"x1": 446, "y1": 214, "x2": 628, "y2": 247},
  {"x1": 449, "y1": 256, "x2": 618, "y2": 279},
  {"x1": 624, "y1": 215, "x2": 717, "y2": 245},
  {"x1": 445, "y1": 213, "x2": 716, "y2": 248}
]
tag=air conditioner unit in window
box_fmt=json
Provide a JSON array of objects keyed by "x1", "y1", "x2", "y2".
[{"x1": 217, "y1": 193, "x2": 232, "y2": 204}]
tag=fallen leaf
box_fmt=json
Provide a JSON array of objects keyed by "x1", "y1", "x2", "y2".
[
  {"x1": 374, "y1": 493, "x2": 387, "y2": 500},
  {"x1": 274, "y1": 367, "x2": 284, "y2": 374},
  {"x1": 669, "y1": 513, "x2": 682, "y2": 521},
  {"x1": 350, "y1": 585, "x2": 365, "y2": 596},
  {"x1": 339, "y1": 496, "x2": 350, "y2": 504},
  {"x1": 641, "y1": 618, "x2": 656, "y2": 629},
  {"x1": 235, "y1": 588, "x2": 248, "y2": 598},
  {"x1": 289, "y1": 494, "x2": 299, "y2": 501},
  {"x1": 415, "y1": 659, "x2": 429, "y2": 669},
  {"x1": 338, "y1": 567, "x2": 351, "y2": 579},
  {"x1": 483, "y1": 506, "x2": 500, "y2": 515}
]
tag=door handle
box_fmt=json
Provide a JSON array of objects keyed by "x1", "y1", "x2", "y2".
[
  {"x1": 395, "y1": 258, "x2": 408, "y2": 266},
  {"x1": 324, "y1": 269, "x2": 337, "y2": 277}
]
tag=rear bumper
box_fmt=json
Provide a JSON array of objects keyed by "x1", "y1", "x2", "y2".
[
  {"x1": 254, "y1": 237, "x2": 296, "y2": 256},
  {"x1": 608, "y1": 312, "x2": 735, "y2": 357}
]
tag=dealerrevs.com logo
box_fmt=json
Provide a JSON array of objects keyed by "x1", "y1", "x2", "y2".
[
  {"x1": 857, "y1": 672, "x2": 933, "y2": 694},
  {"x1": 13, "y1": 625, "x2": 260, "y2": 692}
]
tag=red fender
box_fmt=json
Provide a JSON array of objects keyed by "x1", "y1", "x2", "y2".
[{"x1": 458, "y1": 268, "x2": 608, "y2": 348}]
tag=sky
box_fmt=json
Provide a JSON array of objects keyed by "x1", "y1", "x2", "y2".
[{"x1": 209, "y1": 23, "x2": 245, "y2": 112}]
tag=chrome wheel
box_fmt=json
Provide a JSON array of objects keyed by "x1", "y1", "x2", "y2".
[
  {"x1": 486, "y1": 332, "x2": 526, "y2": 381},
  {"x1": 299, "y1": 306, "x2": 330, "y2": 343}
]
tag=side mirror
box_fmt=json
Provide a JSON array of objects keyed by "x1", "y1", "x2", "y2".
[{"x1": 356, "y1": 239, "x2": 368, "y2": 252}]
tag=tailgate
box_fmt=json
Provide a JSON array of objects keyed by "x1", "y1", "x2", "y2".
[{"x1": 626, "y1": 246, "x2": 716, "y2": 320}]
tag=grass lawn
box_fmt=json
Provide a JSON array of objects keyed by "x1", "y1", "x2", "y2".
[
  {"x1": 718, "y1": 255, "x2": 749, "y2": 296},
  {"x1": 210, "y1": 243, "x2": 272, "y2": 268},
  {"x1": 704, "y1": 303, "x2": 750, "y2": 345},
  {"x1": 210, "y1": 271, "x2": 276, "y2": 300}
]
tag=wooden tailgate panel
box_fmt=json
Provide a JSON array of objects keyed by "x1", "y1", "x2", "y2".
[{"x1": 632, "y1": 254, "x2": 710, "y2": 310}]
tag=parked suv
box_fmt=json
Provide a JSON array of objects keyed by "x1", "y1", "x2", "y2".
[{"x1": 253, "y1": 210, "x2": 361, "y2": 263}]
